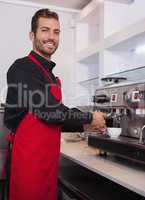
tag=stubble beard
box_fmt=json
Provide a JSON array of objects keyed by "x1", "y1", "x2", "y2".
[{"x1": 34, "y1": 38, "x2": 58, "y2": 59}]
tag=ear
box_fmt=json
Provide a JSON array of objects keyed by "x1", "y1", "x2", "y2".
[{"x1": 29, "y1": 32, "x2": 35, "y2": 42}]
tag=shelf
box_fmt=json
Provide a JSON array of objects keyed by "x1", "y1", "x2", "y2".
[
  {"x1": 103, "y1": 65, "x2": 145, "y2": 83},
  {"x1": 76, "y1": 17, "x2": 145, "y2": 64},
  {"x1": 76, "y1": 42, "x2": 102, "y2": 63},
  {"x1": 104, "y1": 17, "x2": 145, "y2": 51},
  {"x1": 78, "y1": 77, "x2": 99, "y2": 85},
  {"x1": 107, "y1": 0, "x2": 135, "y2": 4},
  {"x1": 77, "y1": 0, "x2": 100, "y2": 25}
]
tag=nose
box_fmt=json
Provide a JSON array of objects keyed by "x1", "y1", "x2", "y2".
[{"x1": 48, "y1": 30, "x2": 55, "y2": 40}]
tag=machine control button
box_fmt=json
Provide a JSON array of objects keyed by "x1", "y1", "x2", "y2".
[
  {"x1": 132, "y1": 91, "x2": 140, "y2": 102},
  {"x1": 111, "y1": 94, "x2": 117, "y2": 103}
]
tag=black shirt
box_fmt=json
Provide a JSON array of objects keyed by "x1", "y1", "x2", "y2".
[{"x1": 4, "y1": 51, "x2": 92, "y2": 132}]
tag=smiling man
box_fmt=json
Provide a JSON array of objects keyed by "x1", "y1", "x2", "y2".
[
  {"x1": 31, "y1": 16, "x2": 60, "y2": 58},
  {"x1": 4, "y1": 9, "x2": 106, "y2": 200}
]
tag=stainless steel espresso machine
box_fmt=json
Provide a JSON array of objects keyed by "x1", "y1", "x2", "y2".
[{"x1": 88, "y1": 77, "x2": 145, "y2": 165}]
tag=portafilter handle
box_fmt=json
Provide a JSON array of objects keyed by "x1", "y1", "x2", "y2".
[
  {"x1": 139, "y1": 125, "x2": 145, "y2": 144},
  {"x1": 106, "y1": 113, "x2": 124, "y2": 119}
]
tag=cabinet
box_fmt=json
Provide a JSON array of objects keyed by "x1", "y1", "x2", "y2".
[{"x1": 74, "y1": 0, "x2": 145, "y2": 106}]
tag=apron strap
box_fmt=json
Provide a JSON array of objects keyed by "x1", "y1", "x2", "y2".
[{"x1": 28, "y1": 53, "x2": 53, "y2": 83}]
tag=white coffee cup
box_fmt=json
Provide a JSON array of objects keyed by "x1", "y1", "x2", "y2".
[{"x1": 107, "y1": 128, "x2": 122, "y2": 139}]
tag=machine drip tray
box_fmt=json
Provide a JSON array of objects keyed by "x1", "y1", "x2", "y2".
[
  {"x1": 88, "y1": 135, "x2": 145, "y2": 165},
  {"x1": 97, "y1": 134, "x2": 144, "y2": 144}
]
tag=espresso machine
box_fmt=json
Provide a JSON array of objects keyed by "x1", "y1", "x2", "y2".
[{"x1": 88, "y1": 77, "x2": 145, "y2": 165}]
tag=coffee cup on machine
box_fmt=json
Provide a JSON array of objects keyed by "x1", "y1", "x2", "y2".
[{"x1": 107, "y1": 127, "x2": 122, "y2": 139}]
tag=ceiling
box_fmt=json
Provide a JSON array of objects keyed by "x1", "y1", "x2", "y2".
[
  {"x1": 16, "y1": 0, "x2": 135, "y2": 10},
  {"x1": 24, "y1": 0, "x2": 92, "y2": 10}
]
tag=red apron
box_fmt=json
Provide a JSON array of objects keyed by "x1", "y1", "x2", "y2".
[{"x1": 9, "y1": 53, "x2": 62, "y2": 200}]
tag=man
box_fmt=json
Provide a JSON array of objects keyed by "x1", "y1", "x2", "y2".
[{"x1": 4, "y1": 9, "x2": 106, "y2": 200}]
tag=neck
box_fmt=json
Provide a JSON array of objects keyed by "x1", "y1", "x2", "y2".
[{"x1": 33, "y1": 49, "x2": 51, "y2": 61}]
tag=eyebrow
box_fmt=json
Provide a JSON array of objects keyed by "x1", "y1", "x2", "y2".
[{"x1": 40, "y1": 26, "x2": 60, "y2": 32}]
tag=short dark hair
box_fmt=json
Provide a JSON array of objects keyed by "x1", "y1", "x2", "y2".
[{"x1": 31, "y1": 8, "x2": 59, "y2": 34}]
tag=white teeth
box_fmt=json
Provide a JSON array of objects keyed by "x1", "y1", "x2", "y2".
[{"x1": 46, "y1": 43, "x2": 54, "y2": 47}]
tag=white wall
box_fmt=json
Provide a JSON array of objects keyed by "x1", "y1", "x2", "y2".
[
  {"x1": 104, "y1": 0, "x2": 145, "y2": 37},
  {"x1": 76, "y1": 23, "x2": 89, "y2": 52},
  {"x1": 0, "y1": 1, "x2": 77, "y2": 106},
  {"x1": 76, "y1": 23, "x2": 100, "y2": 53}
]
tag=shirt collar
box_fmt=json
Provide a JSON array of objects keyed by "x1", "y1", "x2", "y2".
[{"x1": 30, "y1": 50, "x2": 56, "y2": 71}]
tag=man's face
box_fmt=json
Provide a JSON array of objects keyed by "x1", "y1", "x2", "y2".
[{"x1": 31, "y1": 17, "x2": 60, "y2": 58}]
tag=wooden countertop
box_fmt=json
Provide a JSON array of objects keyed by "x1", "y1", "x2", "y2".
[{"x1": 60, "y1": 134, "x2": 145, "y2": 197}]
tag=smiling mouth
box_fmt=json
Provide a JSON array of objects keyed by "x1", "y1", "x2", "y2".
[{"x1": 44, "y1": 41, "x2": 55, "y2": 48}]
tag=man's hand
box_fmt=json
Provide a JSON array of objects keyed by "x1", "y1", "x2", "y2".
[{"x1": 84, "y1": 112, "x2": 107, "y2": 133}]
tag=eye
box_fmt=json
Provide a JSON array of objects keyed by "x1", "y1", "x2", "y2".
[
  {"x1": 54, "y1": 30, "x2": 60, "y2": 35},
  {"x1": 41, "y1": 29, "x2": 48, "y2": 32}
]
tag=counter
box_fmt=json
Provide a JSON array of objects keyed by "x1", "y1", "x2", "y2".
[{"x1": 60, "y1": 134, "x2": 145, "y2": 198}]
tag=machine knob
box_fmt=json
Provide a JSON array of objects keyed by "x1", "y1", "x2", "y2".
[{"x1": 133, "y1": 128, "x2": 138, "y2": 136}]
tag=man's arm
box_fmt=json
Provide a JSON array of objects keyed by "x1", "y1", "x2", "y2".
[{"x1": 5, "y1": 64, "x2": 106, "y2": 132}]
